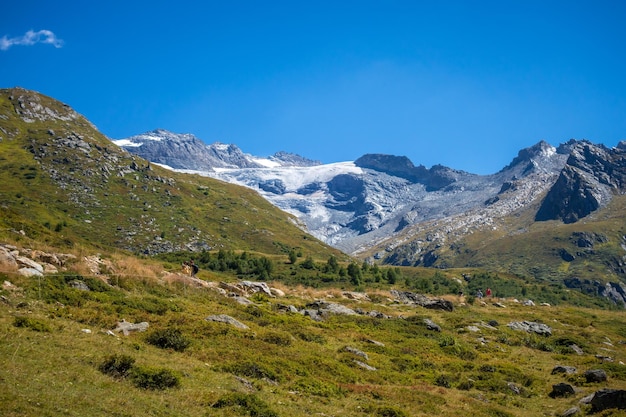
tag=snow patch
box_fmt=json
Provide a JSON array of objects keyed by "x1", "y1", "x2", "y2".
[{"x1": 112, "y1": 139, "x2": 143, "y2": 147}]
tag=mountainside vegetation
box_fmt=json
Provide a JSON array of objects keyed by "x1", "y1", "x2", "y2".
[
  {"x1": 1, "y1": 87, "x2": 626, "y2": 416},
  {"x1": 0, "y1": 87, "x2": 340, "y2": 259}
]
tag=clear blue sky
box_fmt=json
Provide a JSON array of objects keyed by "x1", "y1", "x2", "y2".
[{"x1": 2, "y1": 1, "x2": 625, "y2": 174}]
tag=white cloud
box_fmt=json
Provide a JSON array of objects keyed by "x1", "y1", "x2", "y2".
[{"x1": 0, "y1": 29, "x2": 64, "y2": 51}]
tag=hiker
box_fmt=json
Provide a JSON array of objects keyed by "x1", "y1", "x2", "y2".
[
  {"x1": 476, "y1": 289, "x2": 483, "y2": 299},
  {"x1": 486, "y1": 288, "x2": 492, "y2": 298},
  {"x1": 190, "y1": 259, "x2": 199, "y2": 277}
]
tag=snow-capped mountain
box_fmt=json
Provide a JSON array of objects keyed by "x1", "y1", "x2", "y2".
[
  {"x1": 116, "y1": 130, "x2": 616, "y2": 256},
  {"x1": 113, "y1": 129, "x2": 320, "y2": 171}
]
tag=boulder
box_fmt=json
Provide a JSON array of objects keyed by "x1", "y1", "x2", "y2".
[
  {"x1": 584, "y1": 369, "x2": 608, "y2": 383},
  {"x1": 423, "y1": 318, "x2": 441, "y2": 332},
  {"x1": 113, "y1": 319, "x2": 149, "y2": 335},
  {"x1": 507, "y1": 321, "x2": 552, "y2": 336},
  {"x1": 241, "y1": 281, "x2": 273, "y2": 297},
  {"x1": 205, "y1": 314, "x2": 249, "y2": 330},
  {"x1": 590, "y1": 389, "x2": 626, "y2": 412},
  {"x1": 16, "y1": 256, "x2": 43, "y2": 273},
  {"x1": 391, "y1": 290, "x2": 453, "y2": 311},
  {"x1": 549, "y1": 382, "x2": 575, "y2": 398},
  {"x1": 551, "y1": 365, "x2": 577, "y2": 375},
  {"x1": 18, "y1": 267, "x2": 43, "y2": 277},
  {"x1": 354, "y1": 360, "x2": 376, "y2": 371},
  {"x1": 0, "y1": 247, "x2": 17, "y2": 267},
  {"x1": 561, "y1": 407, "x2": 580, "y2": 417},
  {"x1": 343, "y1": 346, "x2": 369, "y2": 360}
]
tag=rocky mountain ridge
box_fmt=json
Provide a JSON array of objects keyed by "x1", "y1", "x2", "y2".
[{"x1": 114, "y1": 129, "x2": 321, "y2": 171}]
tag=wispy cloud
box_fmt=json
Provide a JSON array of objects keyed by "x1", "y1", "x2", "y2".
[{"x1": 0, "y1": 29, "x2": 64, "y2": 51}]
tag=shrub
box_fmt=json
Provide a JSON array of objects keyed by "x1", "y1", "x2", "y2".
[
  {"x1": 13, "y1": 316, "x2": 51, "y2": 332},
  {"x1": 212, "y1": 393, "x2": 278, "y2": 417},
  {"x1": 223, "y1": 361, "x2": 281, "y2": 382},
  {"x1": 98, "y1": 354, "x2": 135, "y2": 379},
  {"x1": 129, "y1": 365, "x2": 180, "y2": 390},
  {"x1": 145, "y1": 328, "x2": 191, "y2": 352},
  {"x1": 435, "y1": 374, "x2": 451, "y2": 388},
  {"x1": 296, "y1": 331, "x2": 327, "y2": 344},
  {"x1": 290, "y1": 378, "x2": 345, "y2": 398},
  {"x1": 260, "y1": 331, "x2": 292, "y2": 346},
  {"x1": 363, "y1": 405, "x2": 408, "y2": 417}
]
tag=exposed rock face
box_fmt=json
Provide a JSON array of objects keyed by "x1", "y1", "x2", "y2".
[
  {"x1": 536, "y1": 141, "x2": 626, "y2": 223},
  {"x1": 114, "y1": 129, "x2": 320, "y2": 171},
  {"x1": 354, "y1": 154, "x2": 459, "y2": 191},
  {"x1": 563, "y1": 278, "x2": 626, "y2": 307}
]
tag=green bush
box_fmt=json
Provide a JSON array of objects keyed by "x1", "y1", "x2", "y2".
[
  {"x1": 145, "y1": 328, "x2": 191, "y2": 352},
  {"x1": 363, "y1": 405, "x2": 408, "y2": 417},
  {"x1": 212, "y1": 393, "x2": 278, "y2": 417},
  {"x1": 223, "y1": 361, "x2": 281, "y2": 382},
  {"x1": 290, "y1": 377, "x2": 345, "y2": 398},
  {"x1": 129, "y1": 365, "x2": 180, "y2": 390},
  {"x1": 98, "y1": 354, "x2": 135, "y2": 379},
  {"x1": 13, "y1": 316, "x2": 51, "y2": 332},
  {"x1": 260, "y1": 331, "x2": 292, "y2": 346}
]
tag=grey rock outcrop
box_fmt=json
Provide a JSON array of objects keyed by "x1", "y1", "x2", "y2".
[
  {"x1": 113, "y1": 319, "x2": 149, "y2": 335},
  {"x1": 205, "y1": 314, "x2": 249, "y2": 330},
  {"x1": 536, "y1": 140, "x2": 626, "y2": 223},
  {"x1": 391, "y1": 290, "x2": 454, "y2": 311},
  {"x1": 507, "y1": 321, "x2": 552, "y2": 336}
]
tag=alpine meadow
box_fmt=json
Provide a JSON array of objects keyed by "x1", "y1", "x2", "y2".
[{"x1": 1, "y1": 87, "x2": 625, "y2": 417}]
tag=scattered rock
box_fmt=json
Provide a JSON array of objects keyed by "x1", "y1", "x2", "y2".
[
  {"x1": 590, "y1": 389, "x2": 626, "y2": 412},
  {"x1": 241, "y1": 281, "x2": 273, "y2": 297},
  {"x1": 551, "y1": 365, "x2": 577, "y2": 375},
  {"x1": 391, "y1": 290, "x2": 453, "y2": 311},
  {"x1": 507, "y1": 321, "x2": 552, "y2": 336},
  {"x1": 15, "y1": 256, "x2": 43, "y2": 273},
  {"x1": 507, "y1": 382, "x2": 521, "y2": 395},
  {"x1": 342, "y1": 291, "x2": 370, "y2": 301},
  {"x1": 205, "y1": 314, "x2": 249, "y2": 330},
  {"x1": 69, "y1": 280, "x2": 90, "y2": 291},
  {"x1": 270, "y1": 287, "x2": 285, "y2": 297},
  {"x1": 18, "y1": 267, "x2": 43, "y2": 277},
  {"x1": 584, "y1": 369, "x2": 608, "y2": 383},
  {"x1": 354, "y1": 360, "x2": 376, "y2": 371},
  {"x1": 493, "y1": 302, "x2": 506, "y2": 308},
  {"x1": 561, "y1": 406, "x2": 580, "y2": 417},
  {"x1": 549, "y1": 382, "x2": 575, "y2": 398},
  {"x1": 306, "y1": 300, "x2": 357, "y2": 317},
  {"x1": 343, "y1": 346, "x2": 369, "y2": 360},
  {"x1": 569, "y1": 344, "x2": 584, "y2": 355},
  {"x1": 113, "y1": 319, "x2": 149, "y2": 335},
  {"x1": 424, "y1": 318, "x2": 441, "y2": 332},
  {"x1": 365, "y1": 339, "x2": 385, "y2": 347}
]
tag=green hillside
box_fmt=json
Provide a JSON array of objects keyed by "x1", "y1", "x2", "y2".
[{"x1": 0, "y1": 87, "x2": 340, "y2": 260}]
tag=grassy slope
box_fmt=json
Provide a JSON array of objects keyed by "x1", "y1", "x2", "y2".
[
  {"x1": 1, "y1": 251, "x2": 625, "y2": 417},
  {"x1": 0, "y1": 88, "x2": 340, "y2": 260}
]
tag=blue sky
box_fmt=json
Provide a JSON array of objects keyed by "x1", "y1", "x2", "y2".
[{"x1": 2, "y1": 1, "x2": 625, "y2": 174}]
